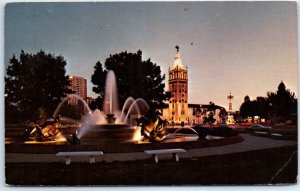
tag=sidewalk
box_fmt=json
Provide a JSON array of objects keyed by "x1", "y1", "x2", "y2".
[{"x1": 5, "y1": 134, "x2": 297, "y2": 163}]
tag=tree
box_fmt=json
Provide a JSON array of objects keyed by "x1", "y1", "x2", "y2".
[
  {"x1": 57, "y1": 101, "x2": 85, "y2": 121},
  {"x1": 91, "y1": 50, "x2": 171, "y2": 110},
  {"x1": 203, "y1": 102, "x2": 217, "y2": 125},
  {"x1": 240, "y1": 95, "x2": 253, "y2": 119},
  {"x1": 239, "y1": 81, "x2": 297, "y2": 123},
  {"x1": 203, "y1": 111, "x2": 216, "y2": 125},
  {"x1": 207, "y1": 111, "x2": 216, "y2": 125},
  {"x1": 5, "y1": 50, "x2": 72, "y2": 123},
  {"x1": 254, "y1": 97, "x2": 270, "y2": 119},
  {"x1": 219, "y1": 108, "x2": 228, "y2": 124},
  {"x1": 267, "y1": 81, "x2": 297, "y2": 123}
]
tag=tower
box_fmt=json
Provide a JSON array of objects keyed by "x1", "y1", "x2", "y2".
[
  {"x1": 168, "y1": 46, "x2": 188, "y2": 124},
  {"x1": 227, "y1": 91, "x2": 234, "y2": 113},
  {"x1": 226, "y1": 91, "x2": 235, "y2": 124}
]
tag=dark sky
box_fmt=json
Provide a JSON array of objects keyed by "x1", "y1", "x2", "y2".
[{"x1": 5, "y1": 1, "x2": 297, "y2": 110}]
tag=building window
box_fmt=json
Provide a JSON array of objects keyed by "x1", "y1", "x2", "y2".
[{"x1": 181, "y1": 104, "x2": 185, "y2": 115}]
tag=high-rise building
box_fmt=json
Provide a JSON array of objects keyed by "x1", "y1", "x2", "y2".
[
  {"x1": 68, "y1": 76, "x2": 87, "y2": 104},
  {"x1": 168, "y1": 46, "x2": 189, "y2": 124}
]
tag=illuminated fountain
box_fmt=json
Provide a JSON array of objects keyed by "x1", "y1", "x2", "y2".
[
  {"x1": 53, "y1": 70, "x2": 149, "y2": 144},
  {"x1": 22, "y1": 70, "x2": 232, "y2": 145}
]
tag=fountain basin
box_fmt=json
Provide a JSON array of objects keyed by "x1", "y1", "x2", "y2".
[{"x1": 79, "y1": 124, "x2": 138, "y2": 144}]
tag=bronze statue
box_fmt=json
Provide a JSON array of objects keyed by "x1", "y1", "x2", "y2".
[
  {"x1": 136, "y1": 109, "x2": 168, "y2": 142},
  {"x1": 22, "y1": 117, "x2": 62, "y2": 142}
]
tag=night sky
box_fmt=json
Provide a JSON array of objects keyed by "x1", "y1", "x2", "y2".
[{"x1": 4, "y1": 1, "x2": 297, "y2": 110}]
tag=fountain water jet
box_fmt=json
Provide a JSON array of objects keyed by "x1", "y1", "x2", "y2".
[
  {"x1": 120, "y1": 97, "x2": 135, "y2": 122},
  {"x1": 103, "y1": 71, "x2": 119, "y2": 123},
  {"x1": 77, "y1": 70, "x2": 149, "y2": 143},
  {"x1": 124, "y1": 98, "x2": 150, "y2": 124},
  {"x1": 53, "y1": 94, "x2": 91, "y2": 118}
]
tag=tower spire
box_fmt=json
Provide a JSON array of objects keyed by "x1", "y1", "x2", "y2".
[{"x1": 172, "y1": 45, "x2": 185, "y2": 69}]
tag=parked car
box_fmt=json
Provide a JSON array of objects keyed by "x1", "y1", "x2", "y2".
[{"x1": 246, "y1": 124, "x2": 271, "y2": 132}]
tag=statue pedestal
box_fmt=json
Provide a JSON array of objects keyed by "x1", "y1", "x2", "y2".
[{"x1": 106, "y1": 113, "x2": 116, "y2": 124}]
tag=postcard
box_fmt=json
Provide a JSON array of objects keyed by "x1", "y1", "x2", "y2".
[{"x1": 4, "y1": 1, "x2": 297, "y2": 185}]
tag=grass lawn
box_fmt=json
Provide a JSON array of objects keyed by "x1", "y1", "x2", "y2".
[{"x1": 5, "y1": 146, "x2": 297, "y2": 185}]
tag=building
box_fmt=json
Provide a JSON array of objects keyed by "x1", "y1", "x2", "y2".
[
  {"x1": 188, "y1": 103, "x2": 227, "y2": 125},
  {"x1": 161, "y1": 47, "x2": 227, "y2": 125},
  {"x1": 68, "y1": 76, "x2": 87, "y2": 105},
  {"x1": 168, "y1": 46, "x2": 189, "y2": 124}
]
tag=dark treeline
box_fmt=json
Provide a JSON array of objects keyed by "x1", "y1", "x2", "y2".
[{"x1": 239, "y1": 81, "x2": 297, "y2": 124}]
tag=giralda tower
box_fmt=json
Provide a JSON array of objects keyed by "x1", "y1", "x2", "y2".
[{"x1": 168, "y1": 46, "x2": 188, "y2": 124}]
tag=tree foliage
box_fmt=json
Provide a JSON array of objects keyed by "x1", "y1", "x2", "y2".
[
  {"x1": 91, "y1": 50, "x2": 171, "y2": 110},
  {"x1": 267, "y1": 81, "x2": 297, "y2": 122},
  {"x1": 5, "y1": 50, "x2": 72, "y2": 123},
  {"x1": 239, "y1": 81, "x2": 297, "y2": 123},
  {"x1": 203, "y1": 111, "x2": 216, "y2": 125},
  {"x1": 203, "y1": 102, "x2": 217, "y2": 125},
  {"x1": 240, "y1": 96, "x2": 270, "y2": 119}
]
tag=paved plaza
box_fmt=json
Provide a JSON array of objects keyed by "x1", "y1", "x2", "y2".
[{"x1": 6, "y1": 134, "x2": 297, "y2": 163}]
